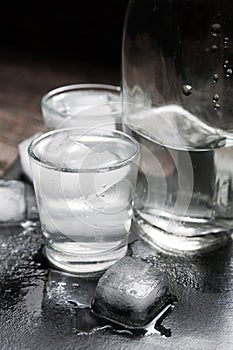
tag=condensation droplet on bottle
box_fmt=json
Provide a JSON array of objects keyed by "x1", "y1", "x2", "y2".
[
  {"x1": 213, "y1": 94, "x2": 219, "y2": 103},
  {"x1": 213, "y1": 74, "x2": 219, "y2": 83},
  {"x1": 211, "y1": 23, "x2": 222, "y2": 36},
  {"x1": 224, "y1": 37, "x2": 229, "y2": 49},
  {"x1": 182, "y1": 84, "x2": 192, "y2": 96},
  {"x1": 226, "y1": 68, "x2": 232, "y2": 77},
  {"x1": 211, "y1": 45, "x2": 218, "y2": 53},
  {"x1": 224, "y1": 60, "x2": 229, "y2": 68},
  {"x1": 214, "y1": 103, "x2": 221, "y2": 110}
]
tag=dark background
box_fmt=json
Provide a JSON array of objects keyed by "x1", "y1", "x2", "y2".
[
  {"x1": 0, "y1": 0, "x2": 130, "y2": 68},
  {"x1": 0, "y1": 0, "x2": 130, "y2": 176}
]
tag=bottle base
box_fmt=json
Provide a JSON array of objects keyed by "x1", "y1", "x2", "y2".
[{"x1": 132, "y1": 217, "x2": 232, "y2": 255}]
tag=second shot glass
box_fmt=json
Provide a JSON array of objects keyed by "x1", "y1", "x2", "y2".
[{"x1": 41, "y1": 83, "x2": 122, "y2": 130}]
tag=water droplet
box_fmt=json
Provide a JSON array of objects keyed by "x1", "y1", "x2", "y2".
[
  {"x1": 226, "y1": 68, "x2": 232, "y2": 77},
  {"x1": 21, "y1": 220, "x2": 37, "y2": 229},
  {"x1": 58, "y1": 282, "x2": 66, "y2": 286},
  {"x1": 130, "y1": 289, "x2": 137, "y2": 295},
  {"x1": 224, "y1": 37, "x2": 229, "y2": 49},
  {"x1": 211, "y1": 44, "x2": 218, "y2": 53},
  {"x1": 224, "y1": 60, "x2": 229, "y2": 68},
  {"x1": 67, "y1": 300, "x2": 78, "y2": 307},
  {"x1": 213, "y1": 94, "x2": 219, "y2": 103},
  {"x1": 72, "y1": 283, "x2": 79, "y2": 287},
  {"x1": 214, "y1": 103, "x2": 221, "y2": 110},
  {"x1": 102, "y1": 184, "x2": 106, "y2": 189},
  {"x1": 211, "y1": 23, "x2": 222, "y2": 36},
  {"x1": 213, "y1": 74, "x2": 219, "y2": 83},
  {"x1": 182, "y1": 84, "x2": 192, "y2": 96}
]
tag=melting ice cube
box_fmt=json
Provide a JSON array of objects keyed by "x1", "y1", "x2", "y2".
[
  {"x1": 49, "y1": 90, "x2": 110, "y2": 118},
  {"x1": 0, "y1": 180, "x2": 26, "y2": 224},
  {"x1": 91, "y1": 256, "x2": 171, "y2": 328},
  {"x1": 58, "y1": 104, "x2": 120, "y2": 130},
  {"x1": 57, "y1": 142, "x2": 130, "y2": 198},
  {"x1": 50, "y1": 138, "x2": 91, "y2": 169}
]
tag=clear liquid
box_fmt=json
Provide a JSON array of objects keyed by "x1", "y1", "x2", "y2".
[
  {"x1": 34, "y1": 170, "x2": 134, "y2": 274},
  {"x1": 126, "y1": 121, "x2": 233, "y2": 252},
  {"x1": 31, "y1": 135, "x2": 138, "y2": 274},
  {"x1": 38, "y1": 188, "x2": 132, "y2": 274},
  {"x1": 43, "y1": 90, "x2": 121, "y2": 130}
]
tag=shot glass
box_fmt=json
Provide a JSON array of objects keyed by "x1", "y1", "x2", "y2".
[
  {"x1": 28, "y1": 127, "x2": 140, "y2": 275},
  {"x1": 41, "y1": 83, "x2": 122, "y2": 130}
]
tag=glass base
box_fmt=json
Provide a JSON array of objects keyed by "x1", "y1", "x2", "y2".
[
  {"x1": 132, "y1": 217, "x2": 232, "y2": 255},
  {"x1": 45, "y1": 243, "x2": 128, "y2": 276}
]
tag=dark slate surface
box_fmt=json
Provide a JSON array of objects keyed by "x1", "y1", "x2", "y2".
[{"x1": 0, "y1": 161, "x2": 233, "y2": 350}]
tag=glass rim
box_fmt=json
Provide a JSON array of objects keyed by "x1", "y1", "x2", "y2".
[
  {"x1": 28, "y1": 127, "x2": 140, "y2": 173},
  {"x1": 41, "y1": 83, "x2": 121, "y2": 117}
]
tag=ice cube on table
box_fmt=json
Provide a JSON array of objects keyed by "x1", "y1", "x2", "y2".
[
  {"x1": 18, "y1": 132, "x2": 42, "y2": 181},
  {"x1": 0, "y1": 180, "x2": 26, "y2": 224},
  {"x1": 91, "y1": 256, "x2": 171, "y2": 328}
]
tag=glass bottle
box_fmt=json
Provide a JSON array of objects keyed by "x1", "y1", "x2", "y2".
[{"x1": 122, "y1": 0, "x2": 233, "y2": 253}]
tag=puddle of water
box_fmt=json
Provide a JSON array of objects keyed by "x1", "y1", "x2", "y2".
[{"x1": 42, "y1": 266, "x2": 176, "y2": 338}]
